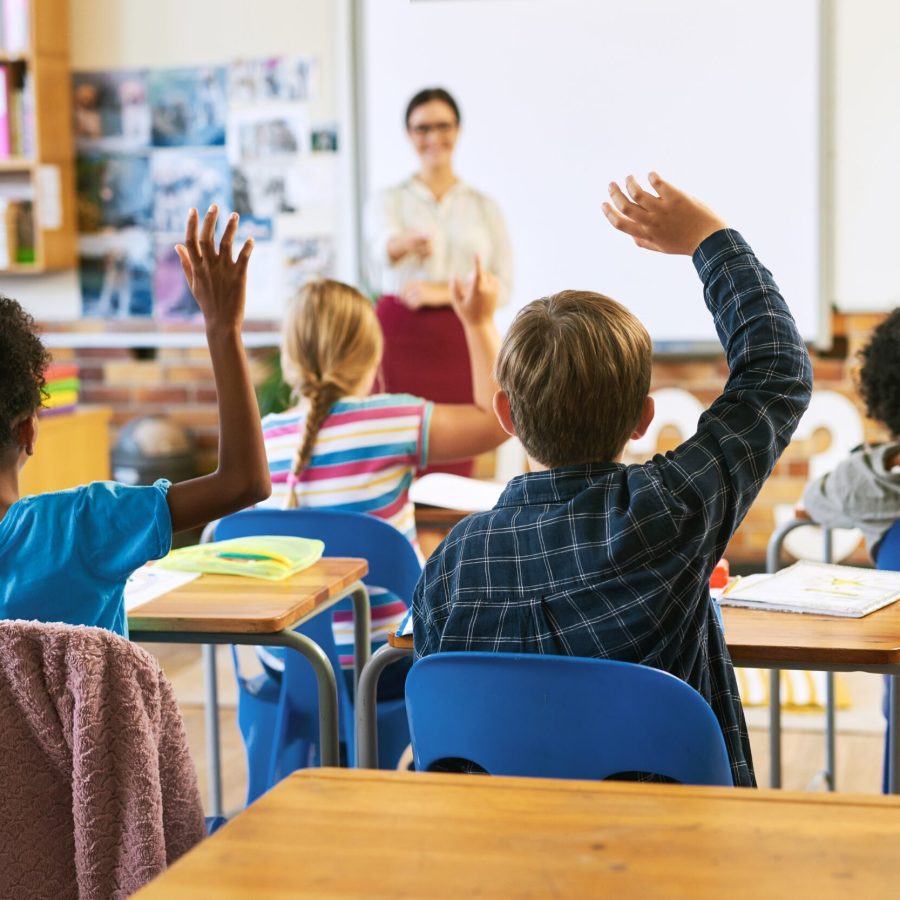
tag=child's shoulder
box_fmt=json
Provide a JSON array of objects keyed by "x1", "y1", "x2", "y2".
[{"x1": 331, "y1": 393, "x2": 430, "y2": 418}]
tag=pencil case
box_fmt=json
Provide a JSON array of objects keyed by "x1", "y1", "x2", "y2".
[{"x1": 157, "y1": 535, "x2": 325, "y2": 581}]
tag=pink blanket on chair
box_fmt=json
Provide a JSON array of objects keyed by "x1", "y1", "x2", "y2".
[{"x1": 0, "y1": 620, "x2": 205, "y2": 899}]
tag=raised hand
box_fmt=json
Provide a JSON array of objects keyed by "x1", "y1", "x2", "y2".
[
  {"x1": 450, "y1": 254, "x2": 499, "y2": 326},
  {"x1": 174, "y1": 205, "x2": 254, "y2": 332},
  {"x1": 602, "y1": 173, "x2": 727, "y2": 255}
]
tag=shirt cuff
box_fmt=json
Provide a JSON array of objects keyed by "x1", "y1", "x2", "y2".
[{"x1": 692, "y1": 228, "x2": 750, "y2": 282}]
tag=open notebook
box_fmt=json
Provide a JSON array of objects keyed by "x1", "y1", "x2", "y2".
[
  {"x1": 409, "y1": 473, "x2": 505, "y2": 512},
  {"x1": 720, "y1": 561, "x2": 900, "y2": 618}
]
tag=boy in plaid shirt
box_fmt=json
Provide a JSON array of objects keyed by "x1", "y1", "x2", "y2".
[{"x1": 412, "y1": 174, "x2": 813, "y2": 786}]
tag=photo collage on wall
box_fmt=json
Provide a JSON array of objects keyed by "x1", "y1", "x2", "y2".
[{"x1": 74, "y1": 57, "x2": 338, "y2": 321}]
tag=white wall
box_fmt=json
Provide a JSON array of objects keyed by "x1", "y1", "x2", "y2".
[{"x1": 832, "y1": 0, "x2": 900, "y2": 311}]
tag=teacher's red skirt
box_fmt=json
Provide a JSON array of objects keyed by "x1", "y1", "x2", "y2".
[{"x1": 376, "y1": 295, "x2": 475, "y2": 477}]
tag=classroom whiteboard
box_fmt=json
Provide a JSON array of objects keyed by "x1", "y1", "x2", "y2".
[{"x1": 360, "y1": 0, "x2": 822, "y2": 346}]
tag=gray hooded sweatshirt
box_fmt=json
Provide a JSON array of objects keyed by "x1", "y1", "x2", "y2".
[{"x1": 802, "y1": 442, "x2": 900, "y2": 559}]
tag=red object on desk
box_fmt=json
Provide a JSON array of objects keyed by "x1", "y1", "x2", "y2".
[{"x1": 709, "y1": 559, "x2": 730, "y2": 589}]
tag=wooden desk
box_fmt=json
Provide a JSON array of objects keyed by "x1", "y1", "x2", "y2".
[
  {"x1": 20, "y1": 406, "x2": 111, "y2": 496},
  {"x1": 137, "y1": 768, "x2": 900, "y2": 899},
  {"x1": 130, "y1": 558, "x2": 369, "y2": 817}
]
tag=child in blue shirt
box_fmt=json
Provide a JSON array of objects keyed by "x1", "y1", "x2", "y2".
[{"x1": 0, "y1": 205, "x2": 271, "y2": 635}]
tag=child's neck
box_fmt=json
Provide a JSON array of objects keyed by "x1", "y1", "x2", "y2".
[{"x1": 0, "y1": 465, "x2": 21, "y2": 521}]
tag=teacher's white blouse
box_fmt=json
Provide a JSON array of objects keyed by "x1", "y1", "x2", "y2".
[{"x1": 365, "y1": 178, "x2": 513, "y2": 306}]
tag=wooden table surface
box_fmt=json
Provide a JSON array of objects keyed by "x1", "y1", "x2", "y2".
[
  {"x1": 722, "y1": 602, "x2": 900, "y2": 667},
  {"x1": 138, "y1": 767, "x2": 900, "y2": 899},
  {"x1": 389, "y1": 602, "x2": 900, "y2": 668},
  {"x1": 128, "y1": 558, "x2": 368, "y2": 634}
]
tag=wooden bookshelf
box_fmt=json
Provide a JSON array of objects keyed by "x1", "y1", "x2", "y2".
[{"x1": 0, "y1": 0, "x2": 76, "y2": 273}]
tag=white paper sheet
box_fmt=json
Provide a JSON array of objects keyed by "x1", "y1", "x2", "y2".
[{"x1": 125, "y1": 565, "x2": 201, "y2": 612}]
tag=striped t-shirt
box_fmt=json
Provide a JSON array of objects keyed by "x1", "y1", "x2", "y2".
[{"x1": 258, "y1": 393, "x2": 433, "y2": 674}]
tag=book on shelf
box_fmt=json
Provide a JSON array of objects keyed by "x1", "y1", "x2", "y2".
[
  {"x1": 719, "y1": 561, "x2": 900, "y2": 618},
  {"x1": 0, "y1": 64, "x2": 8, "y2": 156},
  {"x1": 0, "y1": 196, "x2": 34, "y2": 266},
  {"x1": 0, "y1": 62, "x2": 32, "y2": 159},
  {"x1": 1, "y1": 0, "x2": 30, "y2": 55}
]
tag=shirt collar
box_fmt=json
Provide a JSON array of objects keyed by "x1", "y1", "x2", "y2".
[
  {"x1": 496, "y1": 463, "x2": 625, "y2": 508},
  {"x1": 406, "y1": 176, "x2": 466, "y2": 204}
]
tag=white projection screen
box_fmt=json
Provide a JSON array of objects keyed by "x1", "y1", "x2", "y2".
[{"x1": 360, "y1": 0, "x2": 823, "y2": 347}]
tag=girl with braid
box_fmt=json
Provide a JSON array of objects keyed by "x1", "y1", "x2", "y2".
[{"x1": 257, "y1": 258, "x2": 506, "y2": 697}]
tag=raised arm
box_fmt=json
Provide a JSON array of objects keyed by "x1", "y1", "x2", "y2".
[
  {"x1": 427, "y1": 255, "x2": 508, "y2": 463},
  {"x1": 605, "y1": 173, "x2": 813, "y2": 553},
  {"x1": 165, "y1": 206, "x2": 271, "y2": 532}
]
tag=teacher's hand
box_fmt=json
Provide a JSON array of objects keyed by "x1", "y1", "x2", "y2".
[
  {"x1": 399, "y1": 280, "x2": 446, "y2": 309},
  {"x1": 387, "y1": 230, "x2": 432, "y2": 263},
  {"x1": 450, "y1": 255, "x2": 498, "y2": 326}
]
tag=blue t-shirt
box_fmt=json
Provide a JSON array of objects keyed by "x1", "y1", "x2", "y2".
[{"x1": 0, "y1": 479, "x2": 172, "y2": 637}]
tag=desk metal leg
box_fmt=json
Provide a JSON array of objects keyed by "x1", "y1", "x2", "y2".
[
  {"x1": 202, "y1": 644, "x2": 223, "y2": 817},
  {"x1": 890, "y1": 675, "x2": 900, "y2": 794},
  {"x1": 824, "y1": 671, "x2": 836, "y2": 791},
  {"x1": 274, "y1": 629, "x2": 341, "y2": 767},
  {"x1": 356, "y1": 644, "x2": 414, "y2": 769},
  {"x1": 350, "y1": 586, "x2": 371, "y2": 697},
  {"x1": 769, "y1": 668, "x2": 782, "y2": 788}
]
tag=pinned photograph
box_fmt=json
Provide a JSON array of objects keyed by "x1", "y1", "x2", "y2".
[
  {"x1": 310, "y1": 124, "x2": 338, "y2": 153},
  {"x1": 228, "y1": 56, "x2": 319, "y2": 105},
  {"x1": 76, "y1": 153, "x2": 153, "y2": 232},
  {"x1": 71, "y1": 70, "x2": 151, "y2": 151},
  {"x1": 151, "y1": 150, "x2": 233, "y2": 237},
  {"x1": 154, "y1": 240, "x2": 201, "y2": 322},
  {"x1": 282, "y1": 235, "x2": 335, "y2": 296},
  {"x1": 79, "y1": 230, "x2": 153, "y2": 318},
  {"x1": 149, "y1": 66, "x2": 227, "y2": 147},
  {"x1": 227, "y1": 105, "x2": 309, "y2": 164},
  {"x1": 232, "y1": 162, "x2": 304, "y2": 219}
]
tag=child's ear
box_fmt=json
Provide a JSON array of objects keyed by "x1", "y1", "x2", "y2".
[
  {"x1": 630, "y1": 395, "x2": 655, "y2": 441},
  {"x1": 493, "y1": 390, "x2": 517, "y2": 438},
  {"x1": 17, "y1": 414, "x2": 37, "y2": 457}
]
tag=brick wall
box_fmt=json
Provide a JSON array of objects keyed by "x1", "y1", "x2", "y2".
[
  {"x1": 637, "y1": 312, "x2": 891, "y2": 565},
  {"x1": 40, "y1": 311, "x2": 892, "y2": 565}
]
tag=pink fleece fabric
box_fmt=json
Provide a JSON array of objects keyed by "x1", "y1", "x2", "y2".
[{"x1": 0, "y1": 620, "x2": 205, "y2": 899}]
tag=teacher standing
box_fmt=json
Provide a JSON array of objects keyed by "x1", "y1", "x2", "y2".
[{"x1": 365, "y1": 88, "x2": 512, "y2": 476}]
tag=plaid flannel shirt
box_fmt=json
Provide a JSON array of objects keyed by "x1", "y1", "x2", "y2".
[{"x1": 412, "y1": 229, "x2": 813, "y2": 788}]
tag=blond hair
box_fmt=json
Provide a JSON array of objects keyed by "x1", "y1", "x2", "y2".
[
  {"x1": 280, "y1": 279, "x2": 383, "y2": 507},
  {"x1": 496, "y1": 290, "x2": 652, "y2": 467}
]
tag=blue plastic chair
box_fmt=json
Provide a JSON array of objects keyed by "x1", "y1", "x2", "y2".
[
  {"x1": 217, "y1": 509, "x2": 421, "y2": 803},
  {"x1": 875, "y1": 520, "x2": 900, "y2": 793},
  {"x1": 405, "y1": 652, "x2": 734, "y2": 786}
]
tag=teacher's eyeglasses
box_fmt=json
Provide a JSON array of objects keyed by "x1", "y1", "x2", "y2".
[{"x1": 409, "y1": 122, "x2": 457, "y2": 137}]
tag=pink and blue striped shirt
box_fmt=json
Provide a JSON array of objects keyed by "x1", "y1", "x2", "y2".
[{"x1": 258, "y1": 393, "x2": 433, "y2": 671}]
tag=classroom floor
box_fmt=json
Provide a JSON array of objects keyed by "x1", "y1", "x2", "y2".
[{"x1": 142, "y1": 643, "x2": 890, "y2": 814}]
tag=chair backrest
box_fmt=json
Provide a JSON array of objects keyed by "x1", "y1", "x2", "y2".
[
  {"x1": 216, "y1": 508, "x2": 422, "y2": 601},
  {"x1": 217, "y1": 508, "x2": 421, "y2": 721},
  {"x1": 405, "y1": 652, "x2": 734, "y2": 786},
  {"x1": 875, "y1": 521, "x2": 900, "y2": 571}
]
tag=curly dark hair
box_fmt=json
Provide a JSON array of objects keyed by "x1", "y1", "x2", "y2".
[
  {"x1": 858, "y1": 308, "x2": 900, "y2": 437},
  {"x1": 0, "y1": 295, "x2": 50, "y2": 451}
]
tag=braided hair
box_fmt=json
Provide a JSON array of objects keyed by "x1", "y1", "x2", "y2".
[
  {"x1": 280, "y1": 280, "x2": 383, "y2": 508},
  {"x1": 0, "y1": 295, "x2": 50, "y2": 453}
]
